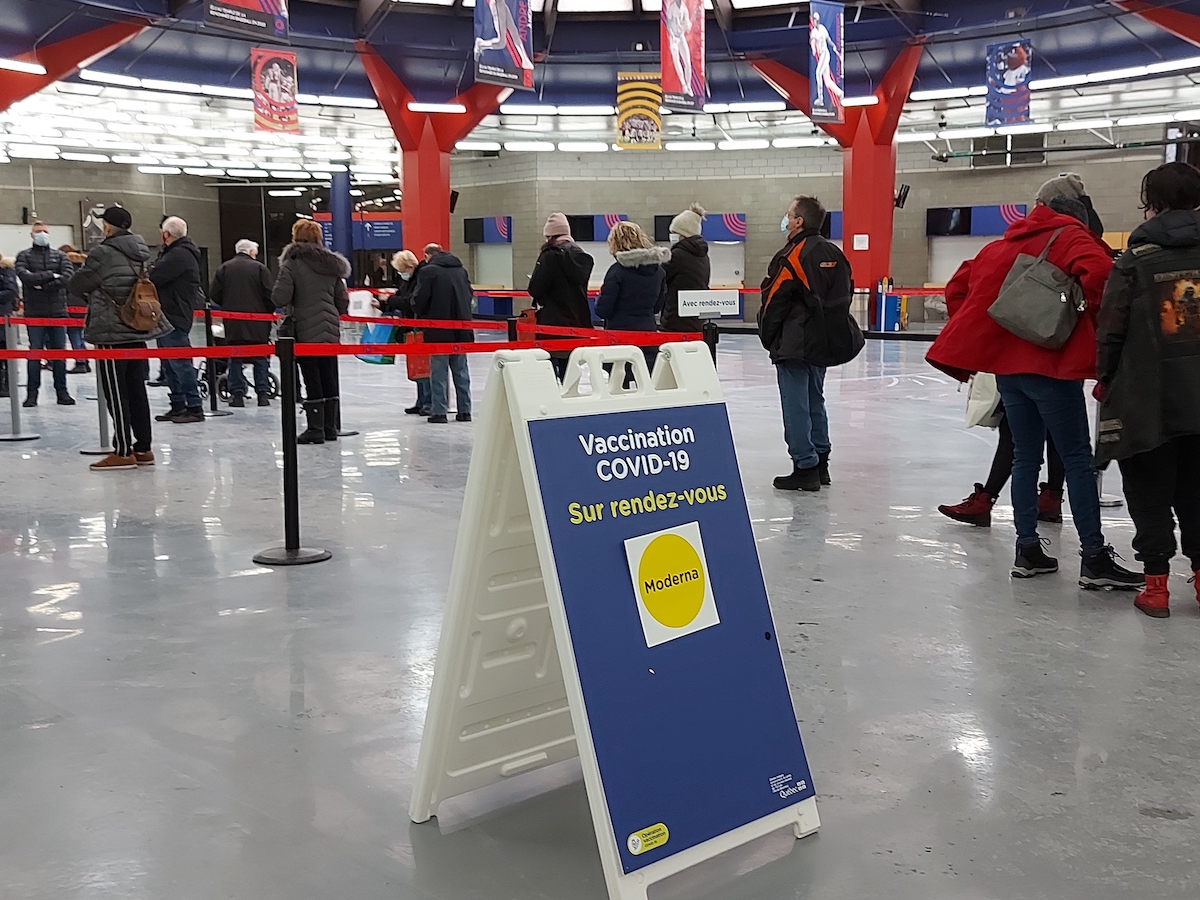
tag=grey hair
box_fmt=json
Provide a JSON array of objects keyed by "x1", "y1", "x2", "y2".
[
  {"x1": 235, "y1": 239, "x2": 259, "y2": 256},
  {"x1": 162, "y1": 216, "x2": 187, "y2": 239}
]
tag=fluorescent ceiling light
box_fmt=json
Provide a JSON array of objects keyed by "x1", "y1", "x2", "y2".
[
  {"x1": 137, "y1": 114, "x2": 192, "y2": 127},
  {"x1": 295, "y1": 93, "x2": 320, "y2": 105},
  {"x1": 201, "y1": 84, "x2": 254, "y2": 99},
  {"x1": 1056, "y1": 119, "x2": 1112, "y2": 131},
  {"x1": 726, "y1": 101, "x2": 786, "y2": 112},
  {"x1": 718, "y1": 139, "x2": 770, "y2": 150},
  {"x1": 108, "y1": 123, "x2": 163, "y2": 134},
  {"x1": 185, "y1": 167, "x2": 222, "y2": 176},
  {"x1": 307, "y1": 162, "x2": 347, "y2": 172},
  {"x1": 1147, "y1": 55, "x2": 1200, "y2": 75},
  {"x1": 56, "y1": 82, "x2": 104, "y2": 96},
  {"x1": 0, "y1": 57, "x2": 47, "y2": 76},
  {"x1": 702, "y1": 102, "x2": 729, "y2": 114},
  {"x1": 500, "y1": 103, "x2": 557, "y2": 115},
  {"x1": 253, "y1": 148, "x2": 302, "y2": 158},
  {"x1": 843, "y1": 96, "x2": 879, "y2": 107},
  {"x1": 79, "y1": 69, "x2": 140, "y2": 87},
  {"x1": 937, "y1": 127, "x2": 995, "y2": 140},
  {"x1": 666, "y1": 141, "x2": 716, "y2": 151},
  {"x1": 226, "y1": 168, "x2": 269, "y2": 177},
  {"x1": 557, "y1": 105, "x2": 617, "y2": 116},
  {"x1": 772, "y1": 137, "x2": 829, "y2": 148},
  {"x1": 910, "y1": 86, "x2": 970, "y2": 101},
  {"x1": 87, "y1": 140, "x2": 144, "y2": 151},
  {"x1": 1175, "y1": 109, "x2": 1200, "y2": 121},
  {"x1": 557, "y1": 141, "x2": 609, "y2": 152},
  {"x1": 503, "y1": 140, "x2": 554, "y2": 151},
  {"x1": 60, "y1": 152, "x2": 109, "y2": 163},
  {"x1": 995, "y1": 122, "x2": 1052, "y2": 135},
  {"x1": 269, "y1": 189, "x2": 303, "y2": 197},
  {"x1": 895, "y1": 131, "x2": 939, "y2": 143},
  {"x1": 139, "y1": 165, "x2": 181, "y2": 174},
  {"x1": 7, "y1": 144, "x2": 59, "y2": 159},
  {"x1": 1116, "y1": 113, "x2": 1175, "y2": 126},
  {"x1": 407, "y1": 102, "x2": 467, "y2": 113},
  {"x1": 319, "y1": 95, "x2": 376, "y2": 108},
  {"x1": 112, "y1": 155, "x2": 159, "y2": 164},
  {"x1": 455, "y1": 140, "x2": 501, "y2": 151},
  {"x1": 1029, "y1": 74, "x2": 1088, "y2": 91},
  {"x1": 304, "y1": 148, "x2": 351, "y2": 159},
  {"x1": 271, "y1": 171, "x2": 310, "y2": 179},
  {"x1": 140, "y1": 79, "x2": 203, "y2": 94},
  {"x1": 1088, "y1": 65, "x2": 1149, "y2": 83}
]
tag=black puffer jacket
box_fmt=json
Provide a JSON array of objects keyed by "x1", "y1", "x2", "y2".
[
  {"x1": 15, "y1": 244, "x2": 74, "y2": 317},
  {"x1": 595, "y1": 246, "x2": 669, "y2": 331},
  {"x1": 150, "y1": 236, "x2": 203, "y2": 333},
  {"x1": 0, "y1": 259, "x2": 16, "y2": 315},
  {"x1": 1096, "y1": 209, "x2": 1200, "y2": 464},
  {"x1": 413, "y1": 252, "x2": 475, "y2": 343},
  {"x1": 662, "y1": 235, "x2": 710, "y2": 332},
  {"x1": 528, "y1": 239, "x2": 595, "y2": 328},
  {"x1": 69, "y1": 231, "x2": 172, "y2": 345},
  {"x1": 210, "y1": 252, "x2": 275, "y2": 343},
  {"x1": 271, "y1": 241, "x2": 350, "y2": 344}
]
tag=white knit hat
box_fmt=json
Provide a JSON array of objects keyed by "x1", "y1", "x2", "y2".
[{"x1": 669, "y1": 202, "x2": 706, "y2": 238}]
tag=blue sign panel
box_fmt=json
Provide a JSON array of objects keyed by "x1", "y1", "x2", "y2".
[
  {"x1": 357, "y1": 217, "x2": 402, "y2": 250},
  {"x1": 828, "y1": 210, "x2": 843, "y2": 241},
  {"x1": 594, "y1": 213, "x2": 628, "y2": 242},
  {"x1": 701, "y1": 213, "x2": 746, "y2": 243},
  {"x1": 483, "y1": 216, "x2": 512, "y2": 243},
  {"x1": 969, "y1": 204, "x2": 1026, "y2": 236},
  {"x1": 528, "y1": 403, "x2": 815, "y2": 874}
]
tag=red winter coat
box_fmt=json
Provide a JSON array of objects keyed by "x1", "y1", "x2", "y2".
[{"x1": 926, "y1": 204, "x2": 1114, "y2": 383}]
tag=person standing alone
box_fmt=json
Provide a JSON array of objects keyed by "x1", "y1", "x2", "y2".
[
  {"x1": 210, "y1": 239, "x2": 275, "y2": 407},
  {"x1": 760, "y1": 195, "x2": 862, "y2": 491},
  {"x1": 15, "y1": 221, "x2": 75, "y2": 407},
  {"x1": 150, "y1": 216, "x2": 205, "y2": 424},
  {"x1": 1096, "y1": 162, "x2": 1200, "y2": 617}
]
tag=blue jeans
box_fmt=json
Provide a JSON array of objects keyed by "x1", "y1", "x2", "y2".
[
  {"x1": 776, "y1": 361, "x2": 829, "y2": 469},
  {"x1": 26, "y1": 325, "x2": 67, "y2": 395},
  {"x1": 68, "y1": 326, "x2": 85, "y2": 352},
  {"x1": 157, "y1": 328, "x2": 202, "y2": 411},
  {"x1": 227, "y1": 355, "x2": 271, "y2": 398},
  {"x1": 429, "y1": 354, "x2": 471, "y2": 417},
  {"x1": 996, "y1": 374, "x2": 1103, "y2": 554},
  {"x1": 416, "y1": 378, "x2": 431, "y2": 411}
]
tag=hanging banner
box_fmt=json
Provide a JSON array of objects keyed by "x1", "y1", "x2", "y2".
[
  {"x1": 204, "y1": 0, "x2": 289, "y2": 41},
  {"x1": 473, "y1": 0, "x2": 535, "y2": 91},
  {"x1": 617, "y1": 72, "x2": 663, "y2": 150},
  {"x1": 986, "y1": 40, "x2": 1032, "y2": 126},
  {"x1": 661, "y1": 0, "x2": 705, "y2": 112},
  {"x1": 251, "y1": 48, "x2": 300, "y2": 133},
  {"x1": 808, "y1": 1, "x2": 844, "y2": 124}
]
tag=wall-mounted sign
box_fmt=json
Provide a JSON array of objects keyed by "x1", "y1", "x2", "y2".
[
  {"x1": 661, "y1": 0, "x2": 705, "y2": 112},
  {"x1": 205, "y1": 0, "x2": 288, "y2": 41},
  {"x1": 315, "y1": 212, "x2": 403, "y2": 250},
  {"x1": 251, "y1": 48, "x2": 299, "y2": 133},
  {"x1": 985, "y1": 40, "x2": 1032, "y2": 126},
  {"x1": 473, "y1": 0, "x2": 534, "y2": 90},
  {"x1": 617, "y1": 72, "x2": 663, "y2": 150},
  {"x1": 808, "y1": 1, "x2": 844, "y2": 124}
]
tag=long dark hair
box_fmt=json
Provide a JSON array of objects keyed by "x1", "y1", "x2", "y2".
[{"x1": 541, "y1": 236, "x2": 568, "y2": 254}]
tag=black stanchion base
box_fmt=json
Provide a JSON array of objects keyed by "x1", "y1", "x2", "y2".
[
  {"x1": 80, "y1": 448, "x2": 114, "y2": 456},
  {"x1": 253, "y1": 546, "x2": 332, "y2": 566},
  {"x1": 336, "y1": 429, "x2": 359, "y2": 437},
  {"x1": 205, "y1": 409, "x2": 234, "y2": 418},
  {"x1": 0, "y1": 433, "x2": 39, "y2": 442}
]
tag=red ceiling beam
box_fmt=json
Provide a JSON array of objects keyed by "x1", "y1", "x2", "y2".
[
  {"x1": 0, "y1": 20, "x2": 149, "y2": 114},
  {"x1": 1115, "y1": 1, "x2": 1200, "y2": 48}
]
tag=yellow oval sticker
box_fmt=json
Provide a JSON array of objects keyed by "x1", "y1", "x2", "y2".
[{"x1": 627, "y1": 823, "x2": 669, "y2": 856}]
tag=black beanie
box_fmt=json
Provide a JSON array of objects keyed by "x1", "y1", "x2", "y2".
[{"x1": 102, "y1": 206, "x2": 132, "y2": 230}]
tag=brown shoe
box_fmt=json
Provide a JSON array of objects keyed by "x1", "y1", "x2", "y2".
[
  {"x1": 89, "y1": 453, "x2": 137, "y2": 471},
  {"x1": 134, "y1": 451, "x2": 155, "y2": 466}
]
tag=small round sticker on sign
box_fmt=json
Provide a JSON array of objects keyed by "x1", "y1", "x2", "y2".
[
  {"x1": 624, "y1": 522, "x2": 720, "y2": 647},
  {"x1": 627, "y1": 823, "x2": 669, "y2": 855}
]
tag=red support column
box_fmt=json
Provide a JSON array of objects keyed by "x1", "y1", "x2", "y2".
[
  {"x1": 752, "y1": 43, "x2": 923, "y2": 298},
  {"x1": 0, "y1": 20, "x2": 148, "y2": 113},
  {"x1": 357, "y1": 43, "x2": 506, "y2": 252}
]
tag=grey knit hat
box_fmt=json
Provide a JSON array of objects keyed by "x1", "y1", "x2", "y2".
[
  {"x1": 1036, "y1": 172, "x2": 1087, "y2": 206},
  {"x1": 669, "y1": 203, "x2": 706, "y2": 238}
]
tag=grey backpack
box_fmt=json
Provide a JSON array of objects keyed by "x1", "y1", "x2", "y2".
[{"x1": 987, "y1": 227, "x2": 1086, "y2": 349}]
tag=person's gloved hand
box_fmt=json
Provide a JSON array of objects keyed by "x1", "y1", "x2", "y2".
[{"x1": 1093, "y1": 382, "x2": 1107, "y2": 402}]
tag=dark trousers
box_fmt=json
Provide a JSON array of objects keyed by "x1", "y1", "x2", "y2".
[
  {"x1": 96, "y1": 344, "x2": 152, "y2": 457},
  {"x1": 26, "y1": 324, "x2": 67, "y2": 395},
  {"x1": 1118, "y1": 435, "x2": 1200, "y2": 575},
  {"x1": 157, "y1": 327, "x2": 202, "y2": 410},
  {"x1": 983, "y1": 406, "x2": 1065, "y2": 498},
  {"x1": 997, "y1": 374, "x2": 1103, "y2": 553},
  {"x1": 227, "y1": 347, "x2": 271, "y2": 398},
  {"x1": 298, "y1": 356, "x2": 338, "y2": 402}
]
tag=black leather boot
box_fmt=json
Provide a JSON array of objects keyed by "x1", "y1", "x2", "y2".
[
  {"x1": 323, "y1": 398, "x2": 339, "y2": 442},
  {"x1": 297, "y1": 401, "x2": 325, "y2": 444}
]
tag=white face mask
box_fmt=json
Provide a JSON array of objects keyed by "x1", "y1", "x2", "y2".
[
  {"x1": 780, "y1": 216, "x2": 790, "y2": 234},
  {"x1": 399, "y1": 271, "x2": 412, "y2": 281},
  {"x1": 669, "y1": 233, "x2": 681, "y2": 244},
  {"x1": 32, "y1": 232, "x2": 50, "y2": 247}
]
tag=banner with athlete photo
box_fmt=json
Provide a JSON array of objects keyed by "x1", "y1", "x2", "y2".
[
  {"x1": 808, "y1": 1, "x2": 844, "y2": 124},
  {"x1": 205, "y1": 0, "x2": 288, "y2": 41},
  {"x1": 474, "y1": 0, "x2": 534, "y2": 91},
  {"x1": 616, "y1": 72, "x2": 663, "y2": 150},
  {"x1": 251, "y1": 48, "x2": 299, "y2": 133},
  {"x1": 985, "y1": 40, "x2": 1032, "y2": 126},
  {"x1": 661, "y1": 0, "x2": 705, "y2": 112}
]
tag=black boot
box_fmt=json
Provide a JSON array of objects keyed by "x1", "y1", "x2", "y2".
[
  {"x1": 297, "y1": 401, "x2": 325, "y2": 444},
  {"x1": 817, "y1": 452, "x2": 831, "y2": 486},
  {"x1": 323, "y1": 398, "x2": 339, "y2": 442},
  {"x1": 773, "y1": 464, "x2": 821, "y2": 492},
  {"x1": 0, "y1": 361, "x2": 8, "y2": 398}
]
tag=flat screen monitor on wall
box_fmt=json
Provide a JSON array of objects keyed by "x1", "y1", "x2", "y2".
[
  {"x1": 927, "y1": 207, "x2": 973, "y2": 236},
  {"x1": 566, "y1": 215, "x2": 596, "y2": 242},
  {"x1": 653, "y1": 215, "x2": 673, "y2": 243},
  {"x1": 462, "y1": 217, "x2": 485, "y2": 244}
]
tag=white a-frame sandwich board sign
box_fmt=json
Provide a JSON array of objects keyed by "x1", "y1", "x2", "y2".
[{"x1": 410, "y1": 342, "x2": 819, "y2": 900}]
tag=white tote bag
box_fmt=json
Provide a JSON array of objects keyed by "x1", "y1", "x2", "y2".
[{"x1": 966, "y1": 372, "x2": 1003, "y2": 428}]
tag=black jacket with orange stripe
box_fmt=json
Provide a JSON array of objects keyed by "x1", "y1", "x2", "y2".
[{"x1": 758, "y1": 228, "x2": 859, "y2": 367}]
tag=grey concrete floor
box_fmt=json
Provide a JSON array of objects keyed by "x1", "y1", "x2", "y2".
[{"x1": 1, "y1": 336, "x2": 1198, "y2": 900}]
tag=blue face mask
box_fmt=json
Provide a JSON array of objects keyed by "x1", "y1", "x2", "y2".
[
  {"x1": 399, "y1": 271, "x2": 412, "y2": 281},
  {"x1": 780, "y1": 216, "x2": 790, "y2": 234},
  {"x1": 32, "y1": 232, "x2": 50, "y2": 247}
]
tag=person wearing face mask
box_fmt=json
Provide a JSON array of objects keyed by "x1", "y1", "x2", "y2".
[
  {"x1": 377, "y1": 249, "x2": 431, "y2": 415},
  {"x1": 528, "y1": 213, "x2": 595, "y2": 380},
  {"x1": 759, "y1": 196, "x2": 862, "y2": 492},
  {"x1": 15, "y1": 221, "x2": 75, "y2": 407},
  {"x1": 662, "y1": 203, "x2": 711, "y2": 333},
  {"x1": 210, "y1": 239, "x2": 275, "y2": 407}
]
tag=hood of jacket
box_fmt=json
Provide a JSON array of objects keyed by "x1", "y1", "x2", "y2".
[
  {"x1": 105, "y1": 230, "x2": 151, "y2": 263},
  {"x1": 280, "y1": 241, "x2": 351, "y2": 278},
  {"x1": 163, "y1": 235, "x2": 200, "y2": 263},
  {"x1": 1129, "y1": 209, "x2": 1200, "y2": 249},
  {"x1": 428, "y1": 251, "x2": 465, "y2": 270},
  {"x1": 673, "y1": 234, "x2": 708, "y2": 257},
  {"x1": 1003, "y1": 203, "x2": 1097, "y2": 243},
  {"x1": 616, "y1": 246, "x2": 670, "y2": 268}
]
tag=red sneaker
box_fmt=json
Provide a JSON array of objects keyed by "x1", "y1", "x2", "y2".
[
  {"x1": 1037, "y1": 483, "x2": 1064, "y2": 523},
  {"x1": 1135, "y1": 574, "x2": 1171, "y2": 618},
  {"x1": 1191, "y1": 571, "x2": 1200, "y2": 607},
  {"x1": 938, "y1": 484, "x2": 995, "y2": 527}
]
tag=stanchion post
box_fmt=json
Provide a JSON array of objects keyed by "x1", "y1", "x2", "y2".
[
  {"x1": 204, "y1": 301, "x2": 233, "y2": 418},
  {"x1": 254, "y1": 337, "x2": 331, "y2": 566},
  {"x1": 1094, "y1": 403, "x2": 1123, "y2": 508},
  {"x1": 0, "y1": 316, "x2": 39, "y2": 443},
  {"x1": 702, "y1": 320, "x2": 720, "y2": 368},
  {"x1": 507, "y1": 316, "x2": 518, "y2": 342},
  {"x1": 80, "y1": 366, "x2": 113, "y2": 456}
]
